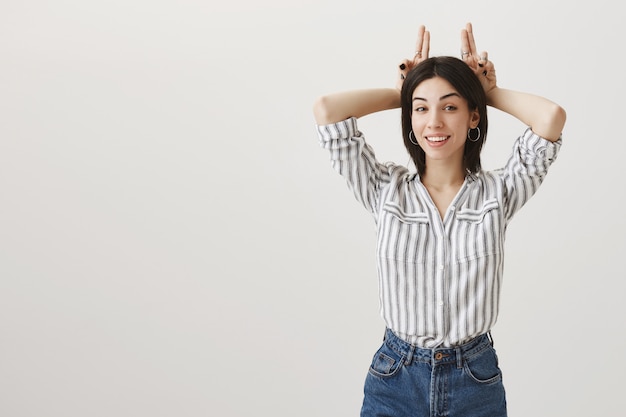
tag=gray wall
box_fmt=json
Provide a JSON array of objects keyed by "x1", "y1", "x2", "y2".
[{"x1": 1, "y1": 1, "x2": 623, "y2": 416}]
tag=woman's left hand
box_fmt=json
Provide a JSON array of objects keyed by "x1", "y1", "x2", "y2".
[{"x1": 460, "y1": 23, "x2": 497, "y2": 94}]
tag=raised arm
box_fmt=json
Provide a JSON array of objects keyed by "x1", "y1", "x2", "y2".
[
  {"x1": 312, "y1": 88, "x2": 401, "y2": 126},
  {"x1": 460, "y1": 23, "x2": 566, "y2": 142},
  {"x1": 484, "y1": 87, "x2": 566, "y2": 142},
  {"x1": 313, "y1": 26, "x2": 431, "y2": 126}
]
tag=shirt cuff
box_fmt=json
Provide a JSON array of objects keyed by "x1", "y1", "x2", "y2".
[
  {"x1": 316, "y1": 117, "x2": 360, "y2": 142},
  {"x1": 520, "y1": 127, "x2": 562, "y2": 161}
]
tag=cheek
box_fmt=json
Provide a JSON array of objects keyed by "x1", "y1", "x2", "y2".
[{"x1": 410, "y1": 115, "x2": 424, "y2": 130}]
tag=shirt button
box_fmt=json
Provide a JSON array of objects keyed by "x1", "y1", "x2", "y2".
[
  {"x1": 438, "y1": 264, "x2": 445, "y2": 270},
  {"x1": 438, "y1": 300, "x2": 444, "y2": 306}
]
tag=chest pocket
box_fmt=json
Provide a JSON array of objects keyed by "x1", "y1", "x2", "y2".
[
  {"x1": 378, "y1": 202, "x2": 430, "y2": 263},
  {"x1": 453, "y1": 198, "x2": 502, "y2": 262},
  {"x1": 382, "y1": 202, "x2": 429, "y2": 224},
  {"x1": 456, "y1": 199, "x2": 499, "y2": 223}
]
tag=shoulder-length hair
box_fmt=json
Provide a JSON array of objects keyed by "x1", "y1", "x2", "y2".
[{"x1": 400, "y1": 56, "x2": 488, "y2": 175}]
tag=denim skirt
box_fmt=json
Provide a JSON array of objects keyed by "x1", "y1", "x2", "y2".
[{"x1": 361, "y1": 329, "x2": 507, "y2": 417}]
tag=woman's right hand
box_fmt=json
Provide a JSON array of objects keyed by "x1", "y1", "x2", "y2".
[{"x1": 396, "y1": 25, "x2": 430, "y2": 90}]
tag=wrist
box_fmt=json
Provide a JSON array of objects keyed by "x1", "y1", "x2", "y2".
[{"x1": 485, "y1": 86, "x2": 500, "y2": 107}]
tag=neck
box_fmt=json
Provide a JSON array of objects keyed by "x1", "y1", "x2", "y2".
[{"x1": 421, "y1": 160, "x2": 466, "y2": 189}]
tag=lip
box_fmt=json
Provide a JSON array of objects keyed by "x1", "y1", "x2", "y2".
[{"x1": 424, "y1": 135, "x2": 451, "y2": 147}]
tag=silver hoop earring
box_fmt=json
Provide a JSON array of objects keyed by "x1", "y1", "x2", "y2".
[
  {"x1": 409, "y1": 131, "x2": 419, "y2": 146},
  {"x1": 468, "y1": 127, "x2": 481, "y2": 142}
]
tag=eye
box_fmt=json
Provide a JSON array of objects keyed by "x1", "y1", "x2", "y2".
[
  {"x1": 413, "y1": 106, "x2": 427, "y2": 112},
  {"x1": 444, "y1": 105, "x2": 457, "y2": 111}
]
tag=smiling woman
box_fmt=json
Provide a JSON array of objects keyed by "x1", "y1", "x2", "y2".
[
  {"x1": 312, "y1": 23, "x2": 566, "y2": 417},
  {"x1": 401, "y1": 55, "x2": 486, "y2": 181}
]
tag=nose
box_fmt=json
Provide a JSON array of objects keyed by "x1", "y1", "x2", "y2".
[{"x1": 427, "y1": 109, "x2": 443, "y2": 128}]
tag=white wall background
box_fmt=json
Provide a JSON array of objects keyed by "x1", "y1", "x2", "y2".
[{"x1": 1, "y1": 1, "x2": 623, "y2": 416}]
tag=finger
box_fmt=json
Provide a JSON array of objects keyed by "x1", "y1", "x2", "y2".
[
  {"x1": 478, "y1": 52, "x2": 491, "y2": 76},
  {"x1": 414, "y1": 25, "x2": 425, "y2": 56},
  {"x1": 421, "y1": 30, "x2": 430, "y2": 58},
  {"x1": 477, "y1": 50, "x2": 488, "y2": 69},
  {"x1": 485, "y1": 61, "x2": 495, "y2": 78},
  {"x1": 398, "y1": 59, "x2": 410, "y2": 79},
  {"x1": 460, "y1": 28, "x2": 471, "y2": 60},
  {"x1": 478, "y1": 51, "x2": 489, "y2": 70},
  {"x1": 466, "y1": 22, "x2": 478, "y2": 56}
]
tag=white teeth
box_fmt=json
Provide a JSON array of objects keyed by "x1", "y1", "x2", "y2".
[{"x1": 426, "y1": 136, "x2": 448, "y2": 142}]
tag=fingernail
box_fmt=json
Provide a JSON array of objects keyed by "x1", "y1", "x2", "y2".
[
  {"x1": 400, "y1": 74, "x2": 405, "y2": 79},
  {"x1": 399, "y1": 63, "x2": 406, "y2": 70},
  {"x1": 478, "y1": 63, "x2": 484, "y2": 68}
]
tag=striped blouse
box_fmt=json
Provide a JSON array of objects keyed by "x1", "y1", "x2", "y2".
[{"x1": 317, "y1": 117, "x2": 562, "y2": 348}]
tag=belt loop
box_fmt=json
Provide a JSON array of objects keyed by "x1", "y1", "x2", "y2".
[
  {"x1": 404, "y1": 344, "x2": 414, "y2": 365},
  {"x1": 487, "y1": 331, "x2": 494, "y2": 347},
  {"x1": 456, "y1": 347, "x2": 463, "y2": 369}
]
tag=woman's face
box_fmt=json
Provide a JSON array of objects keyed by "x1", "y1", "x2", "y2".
[{"x1": 410, "y1": 76, "x2": 479, "y2": 166}]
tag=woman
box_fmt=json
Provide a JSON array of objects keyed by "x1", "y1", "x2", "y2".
[{"x1": 313, "y1": 23, "x2": 566, "y2": 417}]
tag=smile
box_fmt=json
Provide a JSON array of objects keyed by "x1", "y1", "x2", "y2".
[{"x1": 426, "y1": 136, "x2": 449, "y2": 142}]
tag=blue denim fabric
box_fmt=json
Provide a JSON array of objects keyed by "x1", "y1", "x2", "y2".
[{"x1": 361, "y1": 329, "x2": 507, "y2": 417}]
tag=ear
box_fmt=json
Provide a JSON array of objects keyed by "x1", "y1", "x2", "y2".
[{"x1": 470, "y1": 109, "x2": 480, "y2": 128}]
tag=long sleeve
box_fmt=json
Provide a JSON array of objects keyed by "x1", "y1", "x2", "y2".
[
  {"x1": 498, "y1": 127, "x2": 562, "y2": 222},
  {"x1": 317, "y1": 117, "x2": 394, "y2": 217}
]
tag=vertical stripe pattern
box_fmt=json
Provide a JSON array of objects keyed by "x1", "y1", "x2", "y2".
[{"x1": 317, "y1": 117, "x2": 561, "y2": 348}]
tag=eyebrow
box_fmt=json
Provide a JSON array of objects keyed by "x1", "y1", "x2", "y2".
[{"x1": 412, "y1": 92, "x2": 461, "y2": 102}]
